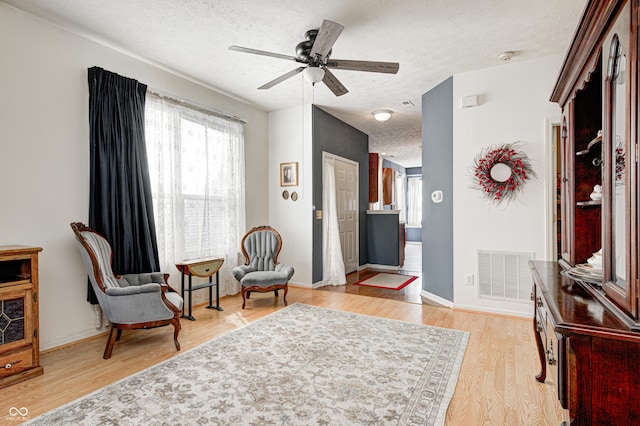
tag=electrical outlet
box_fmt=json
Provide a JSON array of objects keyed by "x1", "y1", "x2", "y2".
[{"x1": 465, "y1": 273, "x2": 474, "y2": 286}]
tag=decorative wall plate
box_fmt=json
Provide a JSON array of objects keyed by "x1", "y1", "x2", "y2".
[
  {"x1": 282, "y1": 190, "x2": 289, "y2": 200},
  {"x1": 291, "y1": 191, "x2": 298, "y2": 201}
]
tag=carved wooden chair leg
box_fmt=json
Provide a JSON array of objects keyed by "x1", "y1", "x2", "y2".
[
  {"x1": 274, "y1": 289, "x2": 279, "y2": 297},
  {"x1": 242, "y1": 288, "x2": 247, "y2": 309},
  {"x1": 283, "y1": 284, "x2": 288, "y2": 306},
  {"x1": 172, "y1": 319, "x2": 181, "y2": 351},
  {"x1": 103, "y1": 326, "x2": 119, "y2": 359},
  {"x1": 116, "y1": 329, "x2": 123, "y2": 341}
]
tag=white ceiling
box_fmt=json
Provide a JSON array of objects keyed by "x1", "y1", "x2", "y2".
[{"x1": 3, "y1": 0, "x2": 587, "y2": 167}]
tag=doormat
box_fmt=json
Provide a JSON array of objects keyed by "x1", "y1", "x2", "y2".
[{"x1": 354, "y1": 272, "x2": 418, "y2": 290}]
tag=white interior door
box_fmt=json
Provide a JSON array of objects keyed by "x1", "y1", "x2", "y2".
[{"x1": 333, "y1": 156, "x2": 358, "y2": 274}]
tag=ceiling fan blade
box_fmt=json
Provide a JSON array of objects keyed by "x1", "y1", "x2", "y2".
[
  {"x1": 326, "y1": 59, "x2": 399, "y2": 74},
  {"x1": 258, "y1": 67, "x2": 305, "y2": 90},
  {"x1": 321, "y1": 67, "x2": 348, "y2": 96},
  {"x1": 310, "y1": 20, "x2": 344, "y2": 60},
  {"x1": 229, "y1": 45, "x2": 299, "y2": 62}
]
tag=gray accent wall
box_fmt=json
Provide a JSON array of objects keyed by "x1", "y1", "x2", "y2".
[
  {"x1": 312, "y1": 106, "x2": 369, "y2": 283},
  {"x1": 422, "y1": 77, "x2": 453, "y2": 301},
  {"x1": 406, "y1": 227, "x2": 422, "y2": 242},
  {"x1": 382, "y1": 158, "x2": 405, "y2": 173}
]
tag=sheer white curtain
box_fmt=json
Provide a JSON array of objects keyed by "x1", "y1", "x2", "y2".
[
  {"x1": 407, "y1": 176, "x2": 422, "y2": 226},
  {"x1": 321, "y1": 157, "x2": 346, "y2": 286},
  {"x1": 145, "y1": 93, "x2": 245, "y2": 296}
]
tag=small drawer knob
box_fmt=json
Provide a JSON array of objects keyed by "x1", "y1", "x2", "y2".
[{"x1": 4, "y1": 360, "x2": 20, "y2": 369}]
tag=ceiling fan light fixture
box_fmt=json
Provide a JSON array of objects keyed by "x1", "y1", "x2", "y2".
[
  {"x1": 303, "y1": 67, "x2": 325, "y2": 84},
  {"x1": 373, "y1": 110, "x2": 393, "y2": 122}
]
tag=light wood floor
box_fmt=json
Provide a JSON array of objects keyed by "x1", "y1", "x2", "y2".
[{"x1": 0, "y1": 287, "x2": 568, "y2": 425}]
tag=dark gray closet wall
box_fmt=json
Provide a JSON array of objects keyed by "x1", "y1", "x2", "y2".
[
  {"x1": 422, "y1": 77, "x2": 453, "y2": 301},
  {"x1": 311, "y1": 106, "x2": 369, "y2": 283}
]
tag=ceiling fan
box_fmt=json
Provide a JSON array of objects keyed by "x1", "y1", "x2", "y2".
[{"x1": 229, "y1": 19, "x2": 399, "y2": 96}]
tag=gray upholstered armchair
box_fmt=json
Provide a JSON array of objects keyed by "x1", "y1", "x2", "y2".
[
  {"x1": 232, "y1": 226, "x2": 294, "y2": 309},
  {"x1": 70, "y1": 222, "x2": 183, "y2": 359}
]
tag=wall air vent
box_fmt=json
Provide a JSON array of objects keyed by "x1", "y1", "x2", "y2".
[{"x1": 477, "y1": 250, "x2": 533, "y2": 302}]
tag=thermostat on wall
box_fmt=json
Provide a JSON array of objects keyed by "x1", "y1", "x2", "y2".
[
  {"x1": 460, "y1": 95, "x2": 479, "y2": 109},
  {"x1": 431, "y1": 190, "x2": 443, "y2": 203}
]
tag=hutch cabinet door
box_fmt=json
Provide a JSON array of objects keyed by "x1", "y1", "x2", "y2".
[{"x1": 600, "y1": 1, "x2": 637, "y2": 316}]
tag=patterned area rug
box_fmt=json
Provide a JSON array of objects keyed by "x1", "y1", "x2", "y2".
[
  {"x1": 355, "y1": 272, "x2": 418, "y2": 290},
  {"x1": 26, "y1": 304, "x2": 469, "y2": 426}
]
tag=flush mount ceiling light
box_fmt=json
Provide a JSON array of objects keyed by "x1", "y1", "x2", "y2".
[
  {"x1": 497, "y1": 51, "x2": 515, "y2": 61},
  {"x1": 373, "y1": 110, "x2": 393, "y2": 122},
  {"x1": 302, "y1": 67, "x2": 325, "y2": 84}
]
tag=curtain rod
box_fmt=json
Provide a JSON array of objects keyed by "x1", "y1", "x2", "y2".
[{"x1": 146, "y1": 90, "x2": 247, "y2": 124}]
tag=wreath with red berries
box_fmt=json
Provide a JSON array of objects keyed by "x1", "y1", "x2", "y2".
[{"x1": 470, "y1": 142, "x2": 536, "y2": 205}]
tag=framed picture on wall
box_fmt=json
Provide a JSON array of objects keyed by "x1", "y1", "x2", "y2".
[{"x1": 280, "y1": 162, "x2": 298, "y2": 186}]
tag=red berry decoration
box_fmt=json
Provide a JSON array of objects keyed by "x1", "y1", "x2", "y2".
[{"x1": 470, "y1": 142, "x2": 536, "y2": 205}]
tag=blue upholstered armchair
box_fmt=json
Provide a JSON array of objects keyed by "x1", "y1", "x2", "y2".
[
  {"x1": 71, "y1": 222, "x2": 183, "y2": 359},
  {"x1": 232, "y1": 226, "x2": 294, "y2": 309}
]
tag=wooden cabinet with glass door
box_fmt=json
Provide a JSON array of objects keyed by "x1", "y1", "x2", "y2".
[
  {"x1": 0, "y1": 246, "x2": 43, "y2": 388},
  {"x1": 530, "y1": 0, "x2": 640, "y2": 423},
  {"x1": 601, "y1": 7, "x2": 638, "y2": 320}
]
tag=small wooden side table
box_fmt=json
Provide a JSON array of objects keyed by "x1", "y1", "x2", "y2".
[{"x1": 175, "y1": 257, "x2": 224, "y2": 321}]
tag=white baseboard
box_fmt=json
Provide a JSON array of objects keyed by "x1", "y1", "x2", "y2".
[
  {"x1": 419, "y1": 292, "x2": 531, "y2": 318},
  {"x1": 361, "y1": 263, "x2": 400, "y2": 271},
  {"x1": 310, "y1": 281, "x2": 347, "y2": 289},
  {"x1": 453, "y1": 303, "x2": 531, "y2": 319},
  {"x1": 41, "y1": 328, "x2": 106, "y2": 352},
  {"x1": 420, "y1": 290, "x2": 454, "y2": 308}
]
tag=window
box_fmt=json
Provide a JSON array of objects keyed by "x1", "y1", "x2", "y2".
[
  {"x1": 145, "y1": 93, "x2": 245, "y2": 296},
  {"x1": 407, "y1": 176, "x2": 422, "y2": 226}
]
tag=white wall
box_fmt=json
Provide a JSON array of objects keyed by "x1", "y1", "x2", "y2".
[
  {"x1": 0, "y1": 4, "x2": 269, "y2": 350},
  {"x1": 268, "y1": 105, "x2": 314, "y2": 286},
  {"x1": 452, "y1": 55, "x2": 562, "y2": 317}
]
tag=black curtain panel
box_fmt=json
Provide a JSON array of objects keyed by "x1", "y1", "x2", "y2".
[{"x1": 86, "y1": 66, "x2": 160, "y2": 303}]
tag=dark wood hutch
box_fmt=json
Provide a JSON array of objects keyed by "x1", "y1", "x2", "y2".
[{"x1": 529, "y1": 0, "x2": 640, "y2": 424}]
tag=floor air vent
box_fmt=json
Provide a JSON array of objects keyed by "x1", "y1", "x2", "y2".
[{"x1": 477, "y1": 250, "x2": 533, "y2": 302}]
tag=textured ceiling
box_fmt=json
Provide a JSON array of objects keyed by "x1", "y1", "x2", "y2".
[{"x1": 2, "y1": 0, "x2": 587, "y2": 167}]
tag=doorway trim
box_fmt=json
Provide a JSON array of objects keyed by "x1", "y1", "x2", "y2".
[
  {"x1": 544, "y1": 117, "x2": 562, "y2": 261},
  {"x1": 321, "y1": 151, "x2": 359, "y2": 276}
]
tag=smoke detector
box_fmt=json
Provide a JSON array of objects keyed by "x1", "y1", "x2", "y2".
[{"x1": 497, "y1": 51, "x2": 515, "y2": 61}]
